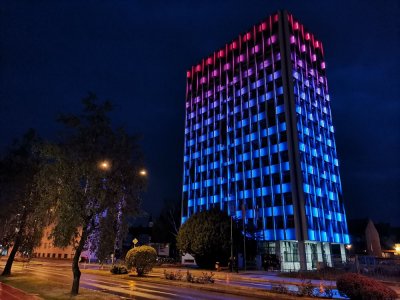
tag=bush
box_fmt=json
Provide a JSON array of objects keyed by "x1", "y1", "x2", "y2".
[
  {"x1": 298, "y1": 279, "x2": 315, "y2": 297},
  {"x1": 164, "y1": 269, "x2": 183, "y2": 280},
  {"x1": 336, "y1": 273, "x2": 397, "y2": 300},
  {"x1": 185, "y1": 270, "x2": 195, "y2": 283},
  {"x1": 184, "y1": 270, "x2": 214, "y2": 284},
  {"x1": 197, "y1": 272, "x2": 215, "y2": 284},
  {"x1": 125, "y1": 245, "x2": 157, "y2": 276},
  {"x1": 110, "y1": 264, "x2": 128, "y2": 274},
  {"x1": 271, "y1": 284, "x2": 289, "y2": 294},
  {"x1": 177, "y1": 208, "x2": 233, "y2": 269}
]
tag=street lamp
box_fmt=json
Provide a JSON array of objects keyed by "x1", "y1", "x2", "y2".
[
  {"x1": 98, "y1": 160, "x2": 111, "y2": 171},
  {"x1": 139, "y1": 169, "x2": 147, "y2": 176},
  {"x1": 394, "y1": 244, "x2": 400, "y2": 255}
]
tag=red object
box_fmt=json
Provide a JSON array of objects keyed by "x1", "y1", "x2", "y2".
[{"x1": 0, "y1": 282, "x2": 39, "y2": 299}]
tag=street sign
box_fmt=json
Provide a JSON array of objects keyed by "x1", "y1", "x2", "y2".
[{"x1": 132, "y1": 238, "x2": 138, "y2": 245}]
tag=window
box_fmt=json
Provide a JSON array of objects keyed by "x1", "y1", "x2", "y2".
[{"x1": 286, "y1": 215, "x2": 295, "y2": 228}]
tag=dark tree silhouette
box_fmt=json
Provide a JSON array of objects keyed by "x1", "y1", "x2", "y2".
[
  {"x1": 0, "y1": 130, "x2": 48, "y2": 276},
  {"x1": 37, "y1": 94, "x2": 146, "y2": 295}
]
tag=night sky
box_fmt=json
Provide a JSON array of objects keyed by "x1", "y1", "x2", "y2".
[{"x1": 1, "y1": 1, "x2": 399, "y2": 225}]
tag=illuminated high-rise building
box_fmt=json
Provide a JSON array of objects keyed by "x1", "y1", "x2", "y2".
[{"x1": 181, "y1": 11, "x2": 349, "y2": 271}]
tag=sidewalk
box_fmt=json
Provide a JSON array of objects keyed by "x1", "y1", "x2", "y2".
[{"x1": 0, "y1": 282, "x2": 41, "y2": 300}]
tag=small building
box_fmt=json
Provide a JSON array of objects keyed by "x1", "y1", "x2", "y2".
[{"x1": 33, "y1": 225, "x2": 76, "y2": 259}]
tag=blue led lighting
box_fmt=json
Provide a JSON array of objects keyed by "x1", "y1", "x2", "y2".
[{"x1": 182, "y1": 12, "x2": 349, "y2": 247}]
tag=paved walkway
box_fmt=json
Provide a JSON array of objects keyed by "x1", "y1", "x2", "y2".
[{"x1": 0, "y1": 283, "x2": 41, "y2": 300}]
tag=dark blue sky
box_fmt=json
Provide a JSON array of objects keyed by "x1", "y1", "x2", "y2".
[{"x1": 1, "y1": 1, "x2": 399, "y2": 225}]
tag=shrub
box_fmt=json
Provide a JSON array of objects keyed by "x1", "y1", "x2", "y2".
[
  {"x1": 336, "y1": 273, "x2": 397, "y2": 300},
  {"x1": 125, "y1": 245, "x2": 157, "y2": 276},
  {"x1": 177, "y1": 208, "x2": 233, "y2": 269},
  {"x1": 271, "y1": 284, "x2": 289, "y2": 294},
  {"x1": 298, "y1": 279, "x2": 315, "y2": 297},
  {"x1": 164, "y1": 269, "x2": 183, "y2": 280},
  {"x1": 183, "y1": 270, "x2": 214, "y2": 284},
  {"x1": 185, "y1": 270, "x2": 195, "y2": 283},
  {"x1": 197, "y1": 272, "x2": 215, "y2": 284},
  {"x1": 110, "y1": 264, "x2": 128, "y2": 274}
]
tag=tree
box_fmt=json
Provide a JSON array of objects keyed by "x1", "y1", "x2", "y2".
[
  {"x1": 152, "y1": 198, "x2": 181, "y2": 258},
  {"x1": 37, "y1": 94, "x2": 145, "y2": 295},
  {"x1": 176, "y1": 208, "x2": 232, "y2": 269},
  {"x1": 0, "y1": 130, "x2": 49, "y2": 276},
  {"x1": 125, "y1": 245, "x2": 157, "y2": 276}
]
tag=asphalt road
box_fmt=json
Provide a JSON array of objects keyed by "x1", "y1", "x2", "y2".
[{"x1": 6, "y1": 262, "x2": 258, "y2": 299}]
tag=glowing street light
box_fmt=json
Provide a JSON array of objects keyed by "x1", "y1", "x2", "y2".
[
  {"x1": 139, "y1": 169, "x2": 147, "y2": 176},
  {"x1": 98, "y1": 160, "x2": 111, "y2": 171},
  {"x1": 395, "y1": 244, "x2": 400, "y2": 255}
]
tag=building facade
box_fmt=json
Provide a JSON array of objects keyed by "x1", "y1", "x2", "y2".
[{"x1": 182, "y1": 11, "x2": 349, "y2": 271}]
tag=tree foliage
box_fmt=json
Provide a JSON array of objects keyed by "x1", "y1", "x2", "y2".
[
  {"x1": 176, "y1": 208, "x2": 232, "y2": 269},
  {"x1": 0, "y1": 130, "x2": 49, "y2": 276},
  {"x1": 37, "y1": 94, "x2": 145, "y2": 294},
  {"x1": 152, "y1": 198, "x2": 181, "y2": 258},
  {"x1": 125, "y1": 245, "x2": 157, "y2": 276}
]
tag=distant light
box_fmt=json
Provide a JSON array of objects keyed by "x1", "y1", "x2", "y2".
[
  {"x1": 139, "y1": 169, "x2": 147, "y2": 176},
  {"x1": 98, "y1": 160, "x2": 111, "y2": 170},
  {"x1": 395, "y1": 244, "x2": 400, "y2": 254},
  {"x1": 346, "y1": 244, "x2": 352, "y2": 250}
]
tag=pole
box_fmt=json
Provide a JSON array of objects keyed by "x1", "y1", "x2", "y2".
[
  {"x1": 230, "y1": 216, "x2": 233, "y2": 261},
  {"x1": 241, "y1": 203, "x2": 247, "y2": 271}
]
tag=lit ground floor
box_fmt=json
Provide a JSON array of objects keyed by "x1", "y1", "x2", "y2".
[{"x1": 257, "y1": 240, "x2": 347, "y2": 271}]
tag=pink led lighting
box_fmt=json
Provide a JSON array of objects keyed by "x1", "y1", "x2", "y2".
[
  {"x1": 290, "y1": 35, "x2": 296, "y2": 44},
  {"x1": 230, "y1": 41, "x2": 238, "y2": 50},
  {"x1": 305, "y1": 33, "x2": 310, "y2": 40},
  {"x1": 218, "y1": 50, "x2": 225, "y2": 58},
  {"x1": 301, "y1": 44, "x2": 306, "y2": 52},
  {"x1": 187, "y1": 71, "x2": 191, "y2": 78},
  {"x1": 312, "y1": 54, "x2": 317, "y2": 62},
  {"x1": 321, "y1": 62, "x2": 326, "y2": 69},
  {"x1": 207, "y1": 57, "x2": 213, "y2": 65},
  {"x1": 245, "y1": 32, "x2": 251, "y2": 41},
  {"x1": 293, "y1": 22, "x2": 299, "y2": 30},
  {"x1": 314, "y1": 41, "x2": 320, "y2": 48},
  {"x1": 273, "y1": 14, "x2": 278, "y2": 22},
  {"x1": 195, "y1": 64, "x2": 201, "y2": 72},
  {"x1": 260, "y1": 22, "x2": 267, "y2": 31},
  {"x1": 254, "y1": 45, "x2": 259, "y2": 53}
]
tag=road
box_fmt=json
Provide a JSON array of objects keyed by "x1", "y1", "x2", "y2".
[{"x1": 5, "y1": 262, "x2": 259, "y2": 299}]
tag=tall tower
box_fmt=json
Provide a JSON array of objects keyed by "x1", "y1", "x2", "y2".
[{"x1": 182, "y1": 11, "x2": 349, "y2": 271}]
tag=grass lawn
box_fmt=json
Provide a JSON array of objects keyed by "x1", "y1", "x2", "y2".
[{"x1": 0, "y1": 273, "x2": 119, "y2": 300}]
